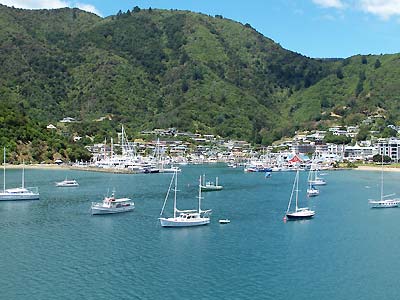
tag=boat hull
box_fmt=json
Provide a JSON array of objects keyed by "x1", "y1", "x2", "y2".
[
  {"x1": 0, "y1": 193, "x2": 40, "y2": 201},
  {"x1": 56, "y1": 183, "x2": 79, "y2": 187},
  {"x1": 369, "y1": 200, "x2": 400, "y2": 208},
  {"x1": 159, "y1": 217, "x2": 210, "y2": 227},
  {"x1": 286, "y1": 211, "x2": 315, "y2": 220},
  {"x1": 219, "y1": 219, "x2": 230, "y2": 224},
  {"x1": 307, "y1": 190, "x2": 319, "y2": 197},
  {"x1": 200, "y1": 186, "x2": 223, "y2": 192},
  {"x1": 308, "y1": 180, "x2": 326, "y2": 186},
  {"x1": 91, "y1": 205, "x2": 135, "y2": 215}
]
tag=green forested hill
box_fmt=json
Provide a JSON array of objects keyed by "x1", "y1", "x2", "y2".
[{"x1": 0, "y1": 5, "x2": 399, "y2": 161}]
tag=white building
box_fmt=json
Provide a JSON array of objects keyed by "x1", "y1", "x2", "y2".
[
  {"x1": 344, "y1": 144, "x2": 376, "y2": 161},
  {"x1": 378, "y1": 138, "x2": 400, "y2": 162}
]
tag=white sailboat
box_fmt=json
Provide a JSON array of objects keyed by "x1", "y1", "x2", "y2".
[
  {"x1": 285, "y1": 169, "x2": 315, "y2": 220},
  {"x1": 0, "y1": 148, "x2": 39, "y2": 201},
  {"x1": 159, "y1": 171, "x2": 211, "y2": 227},
  {"x1": 369, "y1": 155, "x2": 400, "y2": 208},
  {"x1": 306, "y1": 166, "x2": 319, "y2": 197},
  {"x1": 200, "y1": 174, "x2": 223, "y2": 191},
  {"x1": 308, "y1": 166, "x2": 326, "y2": 186}
]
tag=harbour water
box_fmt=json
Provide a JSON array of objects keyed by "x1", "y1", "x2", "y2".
[{"x1": 1, "y1": 165, "x2": 400, "y2": 299}]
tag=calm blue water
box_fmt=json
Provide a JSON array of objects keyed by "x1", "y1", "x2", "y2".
[{"x1": 1, "y1": 165, "x2": 399, "y2": 299}]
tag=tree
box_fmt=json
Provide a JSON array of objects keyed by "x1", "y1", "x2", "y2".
[
  {"x1": 361, "y1": 56, "x2": 368, "y2": 64},
  {"x1": 336, "y1": 68, "x2": 344, "y2": 79},
  {"x1": 373, "y1": 154, "x2": 391, "y2": 163},
  {"x1": 381, "y1": 127, "x2": 398, "y2": 138},
  {"x1": 356, "y1": 126, "x2": 369, "y2": 141},
  {"x1": 133, "y1": 6, "x2": 141, "y2": 13},
  {"x1": 374, "y1": 59, "x2": 381, "y2": 69},
  {"x1": 323, "y1": 132, "x2": 351, "y2": 144},
  {"x1": 355, "y1": 80, "x2": 363, "y2": 97}
]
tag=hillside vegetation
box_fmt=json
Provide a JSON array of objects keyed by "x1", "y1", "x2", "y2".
[{"x1": 0, "y1": 5, "x2": 399, "y2": 160}]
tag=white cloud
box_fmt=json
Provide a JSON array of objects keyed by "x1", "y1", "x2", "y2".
[
  {"x1": 358, "y1": 0, "x2": 400, "y2": 19},
  {"x1": 312, "y1": 0, "x2": 345, "y2": 9},
  {"x1": 0, "y1": 0, "x2": 68, "y2": 9},
  {"x1": 0, "y1": 0, "x2": 102, "y2": 16},
  {"x1": 75, "y1": 2, "x2": 101, "y2": 15}
]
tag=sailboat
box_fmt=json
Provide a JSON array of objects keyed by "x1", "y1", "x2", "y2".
[
  {"x1": 159, "y1": 171, "x2": 211, "y2": 227},
  {"x1": 369, "y1": 154, "x2": 400, "y2": 208},
  {"x1": 306, "y1": 166, "x2": 319, "y2": 197},
  {"x1": 200, "y1": 174, "x2": 223, "y2": 191},
  {"x1": 285, "y1": 169, "x2": 315, "y2": 220},
  {"x1": 308, "y1": 166, "x2": 326, "y2": 186},
  {"x1": 0, "y1": 148, "x2": 40, "y2": 201}
]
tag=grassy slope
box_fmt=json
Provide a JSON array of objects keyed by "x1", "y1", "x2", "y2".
[{"x1": 0, "y1": 5, "x2": 399, "y2": 151}]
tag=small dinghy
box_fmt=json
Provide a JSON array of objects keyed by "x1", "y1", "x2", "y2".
[{"x1": 219, "y1": 219, "x2": 230, "y2": 224}]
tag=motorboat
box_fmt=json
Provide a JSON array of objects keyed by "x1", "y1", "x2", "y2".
[
  {"x1": 56, "y1": 179, "x2": 79, "y2": 187},
  {"x1": 91, "y1": 191, "x2": 134, "y2": 215}
]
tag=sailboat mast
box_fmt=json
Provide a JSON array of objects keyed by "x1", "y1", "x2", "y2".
[
  {"x1": 111, "y1": 137, "x2": 114, "y2": 167},
  {"x1": 295, "y1": 169, "x2": 299, "y2": 211},
  {"x1": 381, "y1": 153, "x2": 384, "y2": 201},
  {"x1": 121, "y1": 125, "x2": 125, "y2": 155},
  {"x1": 198, "y1": 176, "x2": 202, "y2": 213},
  {"x1": 22, "y1": 160, "x2": 25, "y2": 189},
  {"x1": 3, "y1": 147, "x2": 5, "y2": 191},
  {"x1": 173, "y1": 170, "x2": 177, "y2": 218},
  {"x1": 286, "y1": 169, "x2": 297, "y2": 214}
]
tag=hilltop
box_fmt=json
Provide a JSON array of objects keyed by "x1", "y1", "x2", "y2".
[{"x1": 0, "y1": 5, "x2": 399, "y2": 161}]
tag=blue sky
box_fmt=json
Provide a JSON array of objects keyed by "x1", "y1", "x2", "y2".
[{"x1": 1, "y1": 0, "x2": 400, "y2": 58}]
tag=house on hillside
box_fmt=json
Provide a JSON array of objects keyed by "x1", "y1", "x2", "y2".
[{"x1": 60, "y1": 117, "x2": 76, "y2": 123}]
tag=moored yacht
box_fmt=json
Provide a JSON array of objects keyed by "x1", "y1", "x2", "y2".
[
  {"x1": 285, "y1": 169, "x2": 315, "y2": 220},
  {"x1": 91, "y1": 191, "x2": 134, "y2": 215},
  {"x1": 369, "y1": 154, "x2": 399, "y2": 208},
  {"x1": 0, "y1": 148, "x2": 39, "y2": 201},
  {"x1": 56, "y1": 178, "x2": 79, "y2": 187},
  {"x1": 369, "y1": 199, "x2": 400, "y2": 208},
  {"x1": 159, "y1": 172, "x2": 211, "y2": 227},
  {"x1": 200, "y1": 174, "x2": 223, "y2": 191}
]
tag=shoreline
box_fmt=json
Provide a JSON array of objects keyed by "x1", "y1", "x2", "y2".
[
  {"x1": 2, "y1": 164, "x2": 136, "y2": 174},
  {"x1": 3, "y1": 163, "x2": 400, "y2": 173},
  {"x1": 354, "y1": 165, "x2": 400, "y2": 172}
]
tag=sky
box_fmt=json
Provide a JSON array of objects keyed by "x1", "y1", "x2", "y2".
[{"x1": 1, "y1": 0, "x2": 400, "y2": 58}]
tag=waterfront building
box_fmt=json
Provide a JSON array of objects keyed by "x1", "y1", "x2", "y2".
[{"x1": 378, "y1": 138, "x2": 400, "y2": 162}]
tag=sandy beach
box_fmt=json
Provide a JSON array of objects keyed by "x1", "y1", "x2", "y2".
[
  {"x1": 354, "y1": 165, "x2": 400, "y2": 172},
  {"x1": 2, "y1": 164, "x2": 136, "y2": 174}
]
